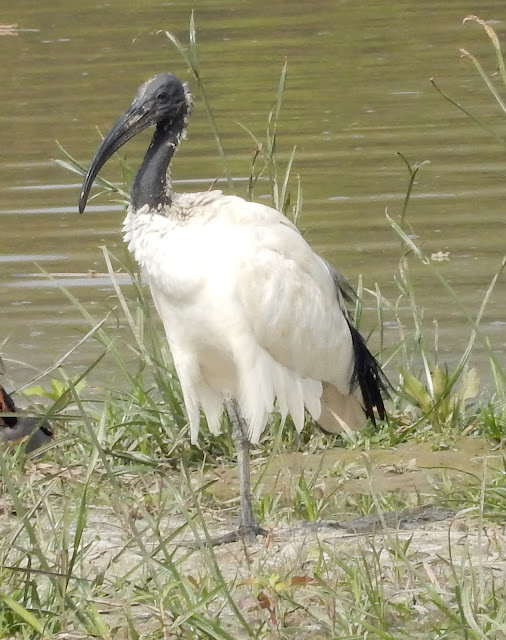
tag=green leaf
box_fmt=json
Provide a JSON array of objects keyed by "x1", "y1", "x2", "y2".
[
  {"x1": 431, "y1": 367, "x2": 449, "y2": 401},
  {"x1": 401, "y1": 371, "x2": 432, "y2": 414},
  {"x1": 0, "y1": 593, "x2": 45, "y2": 634},
  {"x1": 459, "y1": 368, "x2": 480, "y2": 403}
]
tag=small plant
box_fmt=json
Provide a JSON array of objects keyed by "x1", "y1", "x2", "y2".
[
  {"x1": 293, "y1": 469, "x2": 331, "y2": 521},
  {"x1": 401, "y1": 365, "x2": 480, "y2": 430},
  {"x1": 479, "y1": 403, "x2": 506, "y2": 442}
]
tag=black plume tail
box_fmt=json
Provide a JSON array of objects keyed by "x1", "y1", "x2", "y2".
[{"x1": 348, "y1": 322, "x2": 388, "y2": 425}]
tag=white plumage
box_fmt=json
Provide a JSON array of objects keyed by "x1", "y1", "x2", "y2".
[
  {"x1": 123, "y1": 190, "x2": 363, "y2": 445},
  {"x1": 79, "y1": 73, "x2": 386, "y2": 541}
]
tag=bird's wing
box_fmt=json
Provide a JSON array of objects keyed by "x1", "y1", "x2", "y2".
[{"x1": 233, "y1": 204, "x2": 355, "y2": 392}]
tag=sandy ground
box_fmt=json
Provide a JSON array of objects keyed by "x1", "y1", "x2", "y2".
[{"x1": 0, "y1": 434, "x2": 504, "y2": 637}]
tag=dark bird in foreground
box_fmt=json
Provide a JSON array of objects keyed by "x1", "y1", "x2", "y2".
[
  {"x1": 0, "y1": 384, "x2": 53, "y2": 454},
  {"x1": 79, "y1": 73, "x2": 387, "y2": 543}
]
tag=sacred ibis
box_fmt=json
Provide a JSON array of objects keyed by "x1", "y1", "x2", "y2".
[
  {"x1": 79, "y1": 73, "x2": 387, "y2": 542},
  {"x1": 0, "y1": 384, "x2": 53, "y2": 453}
]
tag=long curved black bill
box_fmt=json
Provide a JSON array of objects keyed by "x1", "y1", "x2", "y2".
[{"x1": 79, "y1": 107, "x2": 149, "y2": 214}]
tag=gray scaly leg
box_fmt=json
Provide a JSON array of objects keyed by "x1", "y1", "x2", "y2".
[{"x1": 209, "y1": 400, "x2": 267, "y2": 545}]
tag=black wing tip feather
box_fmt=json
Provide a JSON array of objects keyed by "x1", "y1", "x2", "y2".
[
  {"x1": 323, "y1": 258, "x2": 389, "y2": 425},
  {"x1": 347, "y1": 322, "x2": 389, "y2": 426}
]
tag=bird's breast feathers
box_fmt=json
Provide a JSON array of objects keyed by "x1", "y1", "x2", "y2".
[
  {"x1": 122, "y1": 191, "x2": 354, "y2": 389},
  {"x1": 123, "y1": 190, "x2": 295, "y2": 294}
]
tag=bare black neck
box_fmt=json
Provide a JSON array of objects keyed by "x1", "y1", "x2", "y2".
[{"x1": 131, "y1": 116, "x2": 185, "y2": 211}]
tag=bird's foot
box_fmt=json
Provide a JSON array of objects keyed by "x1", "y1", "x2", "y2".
[{"x1": 204, "y1": 522, "x2": 268, "y2": 547}]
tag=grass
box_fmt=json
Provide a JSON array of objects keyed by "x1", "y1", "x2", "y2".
[{"x1": 1, "y1": 13, "x2": 506, "y2": 640}]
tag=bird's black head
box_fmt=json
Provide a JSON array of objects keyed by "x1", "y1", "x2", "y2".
[
  {"x1": 132, "y1": 73, "x2": 190, "y2": 127},
  {"x1": 79, "y1": 73, "x2": 192, "y2": 213}
]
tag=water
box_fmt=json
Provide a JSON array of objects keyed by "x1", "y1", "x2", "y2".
[{"x1": 1, "y1": 0, "x2": 505, "y2": 390}]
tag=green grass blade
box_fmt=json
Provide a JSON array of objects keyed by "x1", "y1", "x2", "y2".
[{"x1": 0, "y1": 593, "x2": 45, "y2": 634}]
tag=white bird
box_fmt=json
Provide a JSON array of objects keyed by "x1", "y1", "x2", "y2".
[{"x1": 79, "y1": 74, "x2": 387, "y2": 542}]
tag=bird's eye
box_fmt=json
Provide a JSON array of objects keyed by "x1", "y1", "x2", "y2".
[{"x1": 157, "y1": 91, "x2": 169, "y2": 101}]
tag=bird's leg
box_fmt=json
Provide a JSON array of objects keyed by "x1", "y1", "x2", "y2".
[
  {"x1": 209, "y1": 400, "x2": 267, "y2": 544},
  {"x1": 228, "y1": 400, "x2": 256, "y2": 531}
]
